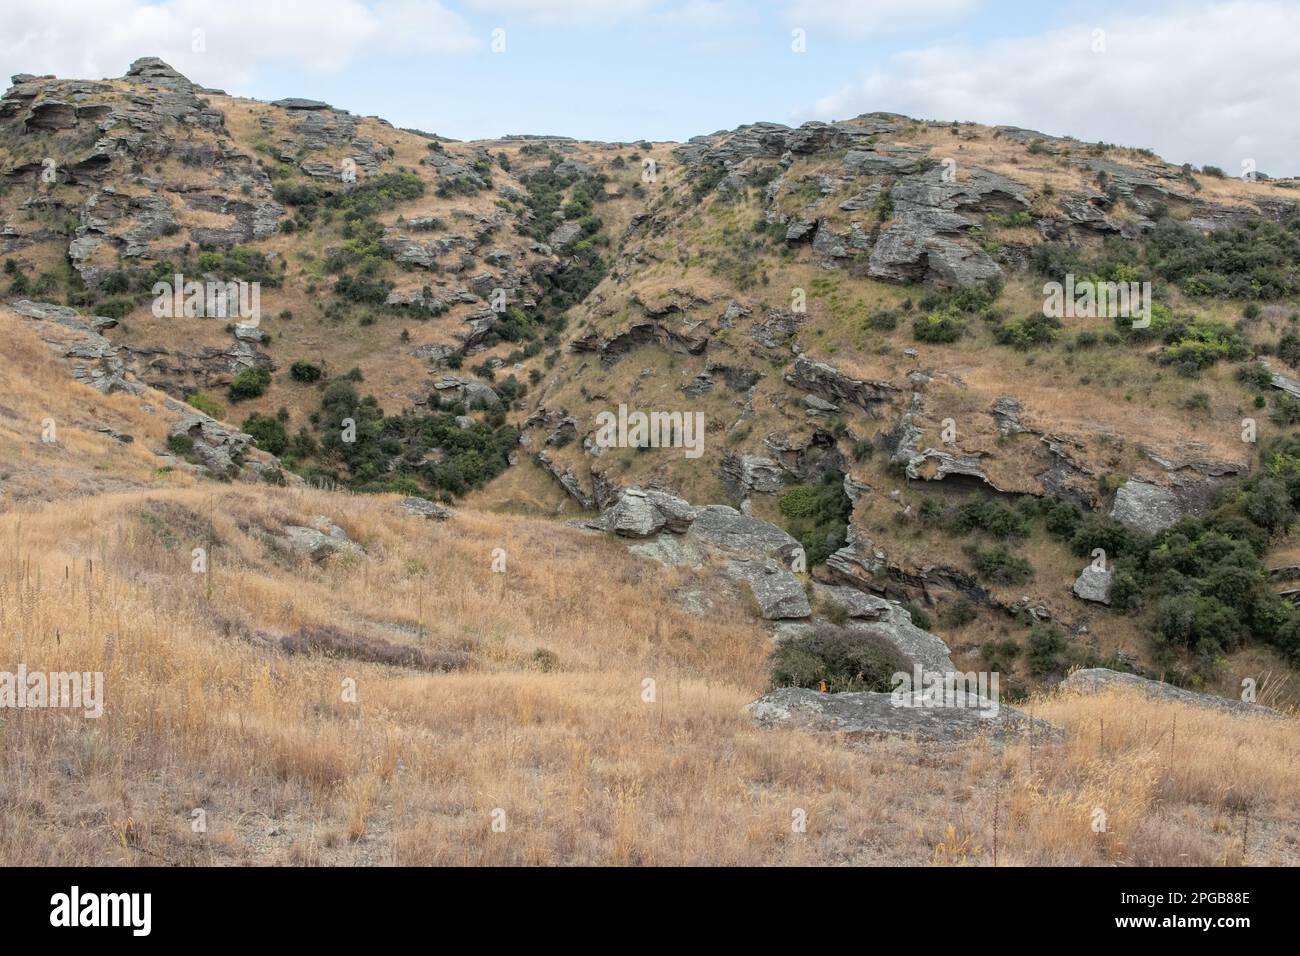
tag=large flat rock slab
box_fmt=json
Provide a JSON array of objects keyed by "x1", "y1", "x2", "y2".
[
  {"x1": 747, "y1": 686, "x2": 1053, "y2": 742},
  {"x1": 1060, "y1": 668, "x2": 1286, "y2": 719}
]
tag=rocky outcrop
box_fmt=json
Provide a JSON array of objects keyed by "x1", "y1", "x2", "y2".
[
  {"x1": 784, "y1": 355, "x2": 896, "y2": 413},
  {"x1": 746, "y1": 687, "x2": 1053, "y2": 742},
  {"x1": 601, "y1": 488, "x2": 698, "y2": 537},
  {"x1": 1, "y1": 59, "x2": 281, "y2": 265},
  {"x1": 686, "y1": 504, "x2": 803, "y2": 562},
  {"x1": 813, "y1": 584, "x2": 956, "y2": 672},
  {"x1": 1109, "y1": 479, "x2": 1186, "y2": 534},
  {"x1": 1060, "y1": 668, "x2": 1285, "y2": 719},
  {"x1": 719, "y1": 454, "x2": 785, "y2": 503},
  {"x1": 9, "y1": 299, "x2": 142, "y2": 395},
  {"x1": 535, "y1": 451, "x2": 596, "y2": 510},
  {"x1": 433, "y1": 375, "x2": 500, "y2": 408},
  {"x1": 867, "y1": 170, "x2": 1029, "y2": 285},
  {"x1": 593, "y1": 488, "x2": 961, "y2": 670},
  {"x1": 725, "y1": 560, "x2": 811, "y2": 620}
]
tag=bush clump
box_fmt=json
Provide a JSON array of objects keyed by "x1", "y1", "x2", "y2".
[
  {"x1": 777, "y1": 472, "x2": 853, "y2": 566},
  {"x1": 228, "y1": 367, "x2": 271, "y2": 402},
  {"x1": 769, "y1": 622, "x2": 907, "y2": 693},
  {"x1": 290, "y1": 360, "x2": 324, "y2": 383}
]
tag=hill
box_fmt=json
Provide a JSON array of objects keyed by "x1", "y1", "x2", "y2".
[{"x1": 2, "y1": 57, "x2": 1300, "y2": 866}]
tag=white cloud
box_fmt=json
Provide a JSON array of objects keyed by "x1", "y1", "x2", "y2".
[
  {"x1": 462, "y1": 0, "x2": 662, "y2": 26},
  {"x1": 788, "y1": 0, "x2": 979, "y2": 35},
  {"x1": 806, "y1": 0, "x2": 1300, "y2": 175},
  {"x1": 0, "y1": 0, "x2": 480, "y2": 90}
]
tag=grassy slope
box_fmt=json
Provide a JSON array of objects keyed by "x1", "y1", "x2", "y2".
[{"x1": 1, "y1": 321, "x2": 1298, "y2": 866}]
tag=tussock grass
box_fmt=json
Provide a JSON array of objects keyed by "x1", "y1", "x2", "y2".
[{"x1": 1, "y1": 483, "x2": 1297, "y2": 866}]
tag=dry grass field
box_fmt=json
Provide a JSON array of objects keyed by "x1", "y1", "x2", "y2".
[{"x1": 2, "y1": 480, "x2": 1297, "y2": 866}]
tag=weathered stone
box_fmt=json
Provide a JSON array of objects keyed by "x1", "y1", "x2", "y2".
[
  {"x1": 400, "y1": 497, "x2": 454, "y2": 520},
  {"x1": 1072, "y1": 565, "x2": 1112, "y2": 605},
  {"x1": 602, "y1": 488, "x2": 699, "y2": 537},
  {"x1": 547, "y1": 221, "x2": 583, "y2": 248},
  {"x1": 991, "y1": 396, "x2": 1025, "y2": 436},
  {"x1": 1061, "y1": 668, "x2": 1285, "y2": 719},
  {"x1": 720, "y1": 454, "x2": 785, "y2": 501},
  {"x1": 785, "y1": 354, "x2": 895, "y2": 412},
  {"x1": 746, "y1": 687, "x2": 1053, "y2": 742},
  {"x1": 1109, "y1": 479, "x2": 1185, "y2": 534},
  {"x1": 725, "y1": 560, "x2": 812, "y2": 620},
  {"x1": 281, "y1": 524, "x2": 363, "y2": 561},
  {"x1": 687, "y1": 505, "x2": 801, "y2": 562}
]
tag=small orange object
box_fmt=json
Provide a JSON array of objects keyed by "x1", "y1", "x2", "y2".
[{"x1": 819, "y1": 680, "x2": 828, "y2": 693}]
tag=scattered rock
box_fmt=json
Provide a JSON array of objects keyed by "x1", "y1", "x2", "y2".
[
  {"x1": 400, "y1": 497, "x2": 454, "y2": 520},
  {"x1": 1072, "y1": 565, "x2": 1113, "y2": 605},
  {"x1": 602, "y1": 488, "x2": 698, "y2": 537},
  {"x1": 280, "y1": 523, "x2": 364, "y2": 562}
]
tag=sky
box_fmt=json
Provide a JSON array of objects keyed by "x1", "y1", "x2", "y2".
[{"x1": 1, "y1": 0, "x2": 1297, "y2": 175}]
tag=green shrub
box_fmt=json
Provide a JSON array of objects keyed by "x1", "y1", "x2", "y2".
[
  {"x1": 995, "y1": 313, "x2": 1061, "y2": 349},
  {"x1": 965, "y1": 543, "x2": 1034, "y2": 585},
  {"x1": 911, "y1": 310, "x2": 965, "y2": 344},
  {"x1": 777, "y1": 472, "x2": 852, "y2": 566},
  {"x1": 290, "y1": 360, "x2": 323, "y2": 383},
  {"x1": 1026, "y1": 623, "x2": 1068, "y2": 677},
  {"x1": 942, "y1": 599, "x2": 979, "y2": 629},
  {"x1": 165, "y1": 433, "x2": 194, "y2": 457},
  {"x1": 953, "y1": 498, "x2": 1030, "y2": 539},
  {"x1": 769, "y1": 622, "x2": 907, "y2": 693},
  {"x1": 1278, "y1": 331, "x2": 1300, "y2": 368},
  {"x1": 228, "y1": 367, "x2": 271, "y2": 402},
  {"x1": 904, "y1": 602, "x2": 932, "y2": 630},
  {"x1": 241, "y1": 413, "x2": 289, "y2": 456},
  {"x1": 1156, "y1": 318, "x2": 1251, "y2": 371}
]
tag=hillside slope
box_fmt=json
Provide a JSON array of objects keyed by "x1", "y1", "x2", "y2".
[
  {"x1": 3, "y1": 57, "x2": 1300, "y2": 706},
  {"x1": 1, "y1": 317, "x2": 1297, "y2": 866}
]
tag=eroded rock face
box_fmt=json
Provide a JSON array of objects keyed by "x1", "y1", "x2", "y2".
[
  {"x1": 433, "y1": 375, "x2": 500, "y2": 408},
  {"x1": 687, "y1": 504, "x2": 802, "y2": 562},
  {"x1": 163, "y1": 398, "x2": 287, "y2": 483},
  {"x1": 1060, "y1": 668, "x2": 1285, "y2": 719},
  {"x1": 746, "y1": 686, "x2": 1053, "y2": 742},
  {"x1": 859, "y1": 170, "x2": 1026, "y2": 285},
  {"x1": 785, "y1": 355, "x2": 896, "y2": 413},
  {"x1": 535, "y1": 451, "x2": 596, "y2": 510},
  {"x1": 592, "y1": 489, "x2": 961, "y2": 671},
  {"x1": 2, "y1": 59, "x2": 282, "y2": 274},
  {"x1": 10, "y1": 299, "x2": 142, "y2": 395},
  {"x1": 720, "y1": 454, "x2": 785, "y2": 503}
]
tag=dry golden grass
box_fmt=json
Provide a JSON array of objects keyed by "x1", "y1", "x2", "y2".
[
  {"x1": 1, "y1": 480, "x2": 1297, "y2": 866},
  {"x1": 0, "y1": 311, "x2": 188, "y2": 505}
]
